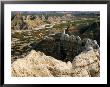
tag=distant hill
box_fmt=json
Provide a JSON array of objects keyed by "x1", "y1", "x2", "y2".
[{"x1": 12, "y1": 11, "x2": 100, "y2": 17}]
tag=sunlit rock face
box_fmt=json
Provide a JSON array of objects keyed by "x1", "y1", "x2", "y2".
[
  {"x1": 11, "y1": 34, "x2": 100, "y2": 77},
  {"x1": 11, "y1": 50, "x2": 72, "y2": 77},
  {"x1": 72, "y1": 49, "x2": 100, "y2": 77},
  {"x1": 11, "y1": 47, "x2": 100, "y2": 77},
  {"x1": 11, "y1": 13, "x2": 28, "y2": 30}
]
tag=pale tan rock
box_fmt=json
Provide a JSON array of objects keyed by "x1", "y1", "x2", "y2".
[
  {"x1": 72, "y1": 49, "x2": 100, "y2": 77},
  {"x1": 11, "y1": 50, "x2": 72, "y2": 77},
  {"x1": 72, "y1": 68, "x2": 90, "y2": 77},
  {"x1": 11, "y1": 49, "x2": 100, "y2": 77}
]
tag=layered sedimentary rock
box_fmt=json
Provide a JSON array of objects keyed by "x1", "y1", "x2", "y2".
[
  {"x1": 11, "y1": 47, "x2": 100, "y2": 77},
  {"x1": 11, "y1": 31, "x2": 100, "y2": 77},
  {"x1": 11, "y1": 13, "x2": 28, "y2": 30},
  {"x1": 11, "y1": 50, "x2": 72, "y2": 77},
  {"x1": 72, "y1": 49, "x2": 100, "y2": 77}
]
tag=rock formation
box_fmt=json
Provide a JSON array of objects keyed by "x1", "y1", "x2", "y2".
[
  {"x1": 11, "y1": 47, "x2": 100, "y2": 77},
  {"x1": 72, "y1": 49, "x2": 100, "y2": 77},
  {"x1": 11, "y1": 12, "x2": 100, "y2": 77},
  {"x1": 31, "y1": 33, "x2": 99, "y2": 62},
  {"x1": 11, "y1": 50, "x2": 72, "y2": 77},
  {"x1": 11, "y1": 13, "x2": 28, "y2": 30}
]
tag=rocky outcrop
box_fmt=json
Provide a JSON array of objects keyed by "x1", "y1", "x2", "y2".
[
  {"x1": 72, "y1": 49, "x2": 100, "y2": 77},
  {"x1": 26, "y1": 15, "x2": 36, "y2": 20},
  {"x1": 11, "y1": 48, "x2": 100, "y2": 77},
  {"x1": 11, "y1": 30, "x2": 100, "y2": 65},
  {"x1": 11, "y1": 50, "x2": 72, "y2": 77},
  {"x1": 32, "y1": 33, "x2": 99, "y2": 62},
  {"x1": 11, "y1": 13, "x2": 28, "y2": 30}
]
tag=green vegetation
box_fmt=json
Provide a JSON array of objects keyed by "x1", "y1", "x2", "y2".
[{"x1": 11, "y1": 11, "x2": 100, "y2": 62}]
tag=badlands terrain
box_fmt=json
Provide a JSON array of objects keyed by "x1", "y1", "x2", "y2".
[{"x1": 11, "y1": 11, "x2": 100, "y2": 77}]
